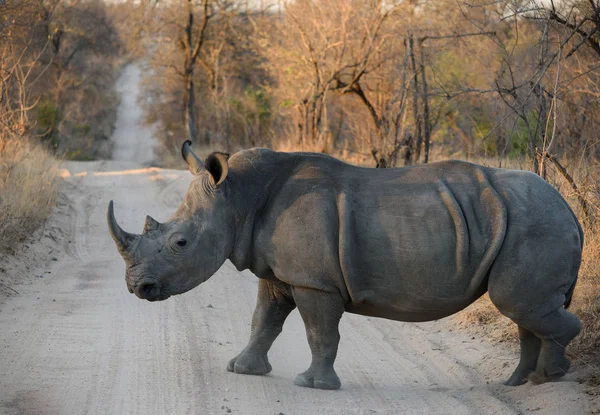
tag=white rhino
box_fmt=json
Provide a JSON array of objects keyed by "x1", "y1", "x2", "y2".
[{"x1": 108, "y1": 142, "x2": 582, "y2": 390}]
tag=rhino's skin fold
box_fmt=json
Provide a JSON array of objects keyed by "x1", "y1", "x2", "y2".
[{"x1": 108, "y1": 144, "x2": 583, "y2": 390}]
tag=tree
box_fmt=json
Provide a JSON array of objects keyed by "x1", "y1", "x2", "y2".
[
  {"x1": 274, "y1": 0, "x2": 400, "y2": 149},
  {"x1": 181, "y1": 0, "x2": 212, "y2": 143}
]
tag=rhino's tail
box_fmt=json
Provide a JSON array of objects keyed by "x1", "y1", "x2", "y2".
[{"x1": 564, "y1": 216, "x2": 584, "y2": 310}]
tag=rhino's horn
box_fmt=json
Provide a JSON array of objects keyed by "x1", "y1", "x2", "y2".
[
  {"x1": 107, "y1": 200, "x2": 139, "y2": 256},
  {"x1": 143, "y1": 215, "x2": 160, "y2": 233},
  {"x1": 181, "y1": 140, "x2": 205, "y2": 174}
]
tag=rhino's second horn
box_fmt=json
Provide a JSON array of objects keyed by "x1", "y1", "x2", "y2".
[{"x1": 143, "y1": 215, "x2": 160, "y2": 233}]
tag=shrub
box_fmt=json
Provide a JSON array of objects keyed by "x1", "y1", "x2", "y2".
[{"x1": 0, "y1": 139, "x2": 60, "y2": 251}]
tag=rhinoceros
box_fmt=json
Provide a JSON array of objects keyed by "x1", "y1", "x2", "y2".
[{"x1": 107, "y1": 141, "x2": 583, "y2": 390}]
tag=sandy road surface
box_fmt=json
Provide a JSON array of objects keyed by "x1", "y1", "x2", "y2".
[
  {"x1": 111, "y1": 64, "x2": 157, "y2": 164},
  {"x1": 0, "y1": 64, "x2": 595, "y2": 414}
]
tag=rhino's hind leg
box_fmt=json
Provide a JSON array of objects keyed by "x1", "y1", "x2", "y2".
[
  {"x1": 489, "y1": 277, "x2": 581, "y2": 385},
  {"x1": 497, "y1": 306, "x2": 581, "y2": 386},
  {"x1": 505, "y1": 327, "x2": 541, "y2": 386},
  {"x1": 228, "y1": 279, "x2": 296, "y2": 376},
  {"x1": 526, "y1": 308, "x2": 581, "y2": 385},
  {"x1": 292, "y1": 287, "x2": 344, "y2": 390}
]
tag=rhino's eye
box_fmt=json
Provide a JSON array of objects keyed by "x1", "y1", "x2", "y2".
[{"x1": 168, "y1": 233, "x2": 188, "y2": 251}]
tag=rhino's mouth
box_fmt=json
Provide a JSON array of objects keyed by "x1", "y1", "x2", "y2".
[
  {"x1": 128, "y1": 276, "x2": 199, "y2": 302},
  {"x1": 145, "y1": 293, "x2": 171, "y2": 302}
]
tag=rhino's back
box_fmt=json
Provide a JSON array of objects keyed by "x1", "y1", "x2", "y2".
[
  {"x1": 244, "y1": 151, "x2": 581, "y2": 321},
  {"x1": 324, "y1": 160, "x2": 507, "y2": 320}
]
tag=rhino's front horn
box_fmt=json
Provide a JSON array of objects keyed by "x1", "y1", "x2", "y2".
[
  {"x1": 181, "y1": 140, "x2": 205, "y2": 174},
  {"x1": 107, "y1": 200, "x2": 139, "y2": 256}
]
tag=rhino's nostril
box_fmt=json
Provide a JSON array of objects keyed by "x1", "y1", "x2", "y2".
[
  {"x1": 139, "y1": 281, "x2": 155, "y2": 297},
  {"x1": 134, "y1": 280, "x2": 157, "y2": 299}
]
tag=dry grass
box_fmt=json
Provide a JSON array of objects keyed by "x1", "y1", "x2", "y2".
[
  {"x1": 455, "y1": 294, "x2": 517, "y2": 345},
  {"x1": 570, "y1": 221, "x2": 600, "y2": 361},
  {"x1": 157, "y1": 138, "x2": 378, "y2": 169},
  {"x1": 273, "y1": 138, "x2": 376, "y2": 167},
  {"x1": 0, "y1": 139, "x2": 60, "y2": 252}
]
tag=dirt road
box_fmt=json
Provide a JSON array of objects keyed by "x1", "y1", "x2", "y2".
[
  {"x1": 111, "y1": 64, "x2": 157, "y2": 164},
  {"x1": 0, "y1": 64, "x2": 594, "y2": 414}
]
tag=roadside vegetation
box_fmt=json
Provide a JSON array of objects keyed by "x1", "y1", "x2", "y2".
[
  {"x1": 0, "y1": 0, "x2": 124, "y2": 252},
  {"x1": 0, "y1": 139, "x2": 59, "y2": 250}
]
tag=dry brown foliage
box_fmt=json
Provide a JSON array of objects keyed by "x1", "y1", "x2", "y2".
[
  {"x1": 0, "y1": 0, "x2": 122, "y2": 252},
  {"x1": 0, "y1": 139, "x2": 59, "y2": 251},
  {"x1": 568, "y1": 222, "x2": 600, "y2": 363}
]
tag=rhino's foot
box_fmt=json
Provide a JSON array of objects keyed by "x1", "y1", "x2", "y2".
[
  {"x1": 505, "y1": 327, "x2": 540, "y2": 387},
  {"x1": 505, "y1": 358, "x2": 539, "y2": 386},
  {"x1": 528, "y1": 357, "x2": 570, "y2": 385},
  {"x1": 227, "y1": 351, "x2": 272, "y2": 375},
  {"x1": 294, "y1": 369, "x2": 341, "y2": 390},
  {"x1": 504, "y1": 367, "x2": 534, "y2": 386},
  {"x1": 528, "y1": 370, "x2": 565, "y2": 385}
]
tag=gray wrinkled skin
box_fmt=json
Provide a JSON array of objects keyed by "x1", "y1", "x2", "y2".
[{"x1": 108, "y1": 147, "x2": 583, "y2": 390}]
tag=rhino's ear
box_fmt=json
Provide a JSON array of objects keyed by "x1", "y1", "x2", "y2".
[{"x1": 205, "y1": 152, "x2": 230, "y2": 186}]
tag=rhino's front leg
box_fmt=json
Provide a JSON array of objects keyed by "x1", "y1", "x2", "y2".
[
  {"x1": 292, "y1": 287, "x2": 344, "y2": 390},
  {"x1": 227, "y1": 279, "x2": 295, "y2": 375}
]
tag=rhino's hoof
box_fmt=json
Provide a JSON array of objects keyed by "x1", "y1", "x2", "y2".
[
  {"x1": 527, "y1": 371, "x2": 562, "y2": 385},
  {"x1": 227, "y1": 353, "x2": 272, "y2": 375},
  {"x1": 504, "y1": 365, "x2": 536, "y2": 386},
  {"x1": 504, "y1": 375, "x2": 528, "y2": 386},
  {"x1": 527, "y1": 369, "x2": 566, "y2": 385},
  {"x1": 528, "y1": 357, "x2": 570, "y2": 385},
  {"x1": 294, "y1": 371, "x2": 341, "y2": 390}
]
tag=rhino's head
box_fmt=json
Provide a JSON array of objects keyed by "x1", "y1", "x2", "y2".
[{"x1": 107, "y1": 142, "x2": 233, "y2": 301}]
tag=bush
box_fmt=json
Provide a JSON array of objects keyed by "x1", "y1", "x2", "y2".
[
  {"x1": 36, "y1": 98, "x2": 61, "y2": 147},
  {"x1": 0, "y1": 139, "x2": 60, "y2": 251}
]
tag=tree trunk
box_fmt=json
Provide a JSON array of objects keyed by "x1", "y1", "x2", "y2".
[
  {"x1": 530, "y1": 82, "x2": 546, "y2": 175},
  {"x1": 408, "y1": 34, "x2": 422, "y2": 164},
  {"x1": 296, "y1": 101, "x2": 305, "y2": 144},
  {"x1": 403, "y1": 133, "x2": 413, "y2": 165},
  {"x1": 446, "y1": 112, "x2": 472, "y2": 160},
  {"x1": 420, "y1": 43, "x2": 431, "y2": 164},
  {"x1": 181, "y1": 0, "x2": 210, "y2": 144},
  {"x1": 184, "y1": 72, "x2": 197, "y2": 142}
]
